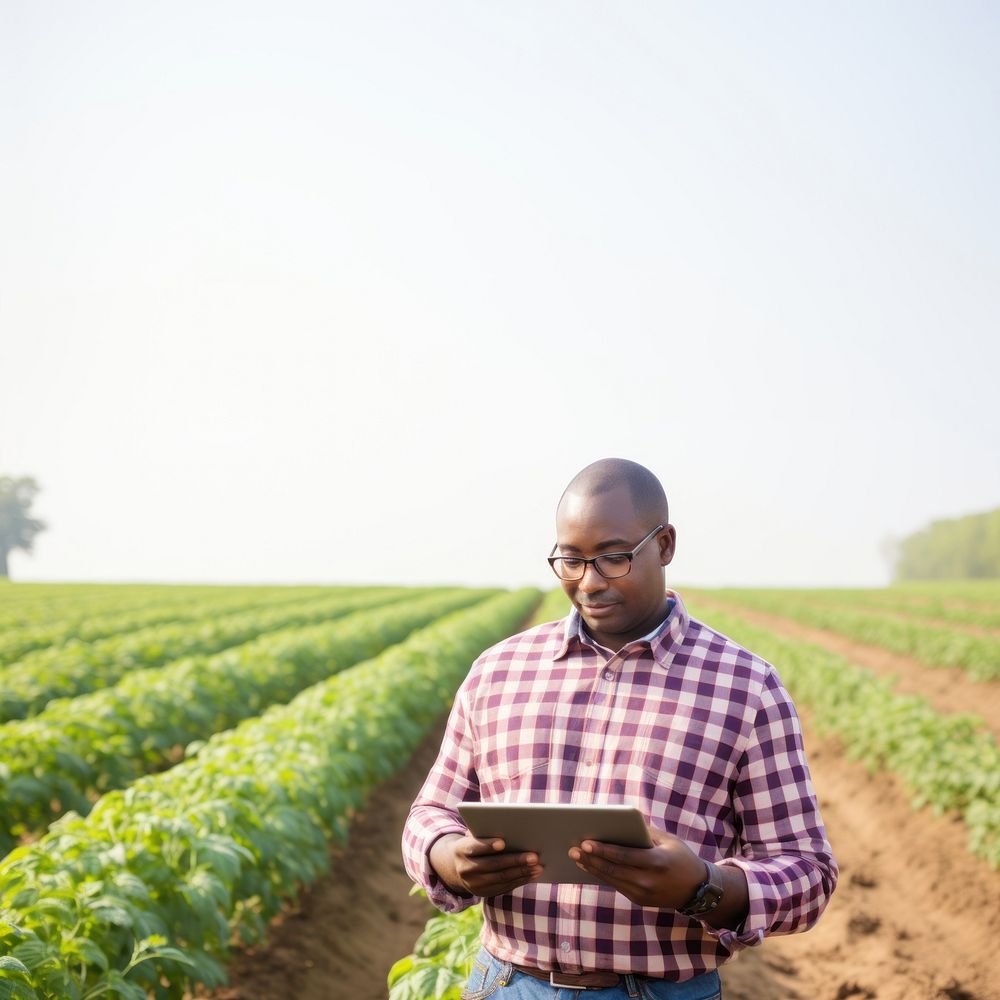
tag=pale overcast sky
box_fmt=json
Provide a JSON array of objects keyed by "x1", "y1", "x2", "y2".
[{"x1": 2, "y1": 2, "x2": 998, "y2": 590}]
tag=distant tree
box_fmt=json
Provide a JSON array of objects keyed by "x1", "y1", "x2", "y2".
[{"x1": 0, "y1": 476, "x2": 47, "y2": 579}]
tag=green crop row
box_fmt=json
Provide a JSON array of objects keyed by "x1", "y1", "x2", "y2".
[
  {"x1": 529, "y1": 586, "x2": 570, "y2": 624},
  {"x1": 692, "y1": 589, "x2": 1000, "y2": 681},
  {"x1": 685, "y1": 602, "x2": 1000, "y2": 867},
  {"x1": 0, "y1": 583, "x2": 214, "y2": 610},
  {"x1": 0, "y1": 584, "x2": 286, "y2": 630},
  {"x1": 884, "y1": 580, "x2": 1000, "y2": 604},
  {"x1": 0, "y1": 588, "x2": 335, "y2": 667},
  {"x1": 0, "y1": 588, "x2": 492, "y2": 855},
  {"x1": 0, "y1": 587, "x2": 417, "y2": 723},
  {"x1": 0, "y1": 587, "x2": 540, "y2": 1000},
  {"x1": 696, "y1": 585, "x2": 1000, "y2": 632},
  {"x1": 0, "y1": 590, "x2": 189, "y2": 632},
  {"x1": 839, "y1": 588, "x2": 1000, "y2": 630}
]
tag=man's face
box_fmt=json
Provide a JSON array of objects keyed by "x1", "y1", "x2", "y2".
[{"x1": 554, "y1": 484, "x2": 675, "y2": 651}]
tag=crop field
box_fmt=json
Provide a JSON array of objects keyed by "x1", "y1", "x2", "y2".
[{"x1": 1, "y1": 582, "x2": 998, "y2": 1000}]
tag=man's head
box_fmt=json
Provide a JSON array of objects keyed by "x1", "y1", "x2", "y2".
[{"x1": 553, "y1": 458, "x2": 676, "y2": 651}]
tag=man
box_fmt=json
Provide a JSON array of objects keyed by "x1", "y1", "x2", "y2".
[{"x1": 402, "y1": 458, "x2": 837, "y2": 997}]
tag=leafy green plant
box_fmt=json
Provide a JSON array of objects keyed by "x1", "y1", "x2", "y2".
[
  {"x1": 0, "y1": 588, "x2": 539, "y2": 999},
  {"x1": 0, "y1": 586, "x2": 331, "y2": 667},
  {"x1": 388, "y1": 896, "x2": 484, "y2": 1000},
  {"x1": 0, "y1": 584, "x2": 286, "y2": 633},
  {"x1": 0, "y1": 588, "x2": 490, "y2": 853},
  {"x1": 0, "y1": 587, "x2": 416, "y2": 722}
]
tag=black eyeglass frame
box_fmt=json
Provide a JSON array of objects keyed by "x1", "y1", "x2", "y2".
[{"x1": 547, "y1": 523, "x2": 666, "y2": 581}]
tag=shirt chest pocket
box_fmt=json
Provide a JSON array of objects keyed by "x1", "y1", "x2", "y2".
[
  {"x1": 476, "y1": 757, "x2": 552, "y2": 802},
  {"x1": 474, "y1": 700, "x2": 560, "y2": 801}
]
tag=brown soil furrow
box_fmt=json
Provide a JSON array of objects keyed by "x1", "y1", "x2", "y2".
[
  {"x1": 861, "y1": 606, "x2": 1000, "y2": 640},
  {"x1": 721, "y1": 721, "x2": 1000, "y2": 1000},
  {"x1": 692, "y1": 596, "x2": 1000, "y2": 741}
]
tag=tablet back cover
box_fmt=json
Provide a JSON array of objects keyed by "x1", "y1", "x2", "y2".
[{"x1": 458, "y1": 802, "x2": 652, "y2": 885}]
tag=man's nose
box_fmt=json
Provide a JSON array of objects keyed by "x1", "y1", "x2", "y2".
[{"x1": 578, "y1": 562, "x2": 608, "y2": 593}]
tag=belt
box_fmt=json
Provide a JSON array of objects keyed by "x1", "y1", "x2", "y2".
[{"x1": 511, "y1": 962, "x2": 625, "y2": 990}]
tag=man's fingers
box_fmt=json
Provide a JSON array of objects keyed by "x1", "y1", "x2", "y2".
[
  {"x1": 450, "y1": 835, "x2": 547, "y2": 896},
  {"x1": 569, "y1": 842, "x2": 653, "y2": 890},
  {"x1": 465, "y1": 859, "x2": 544, "y2": 896},
  {"x1": 455, "y1": 836, "x2": 541, "y2": 895},
  {"x1": 458, "y1": 835, "x2": 537, "y2": 866},
  {"x1": 578, "y1": 839, "x2": 645, "y2": 867},
  {"x1": 461, "y1": 849, "x2": 538, "y2": 873},
  {"x1": 571, "y1": 847, "x2": 618, "y2": 878},
  {"x1": 473, "y1": 868, "x2": 544, "y2": 897},
  {"x1": 571, "y1": 851, "x2": 650, "y2": 895},
  {"x1": 464, "y1": 836, "x2": 507, "y2": 856}
]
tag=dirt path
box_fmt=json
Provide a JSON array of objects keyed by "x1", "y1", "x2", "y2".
[{"x1": 690, "y1": 595, "x2": 1000, "y2": 742}]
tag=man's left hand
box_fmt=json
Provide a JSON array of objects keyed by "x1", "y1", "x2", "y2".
[{"x1": 568, "y1": 824, "x2": 707, "y2": 909}]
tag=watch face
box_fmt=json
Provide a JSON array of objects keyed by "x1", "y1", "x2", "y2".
[
  {"x1": 695, "y1": 886, "x2": 723, "y2": 913},
  {"x1": 680, "y1": 864, "x2": 724, "y2": 916}
]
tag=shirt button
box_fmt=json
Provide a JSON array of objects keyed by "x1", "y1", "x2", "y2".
[
  {"x1": 561, "y1": 941, "x2": 571, "y2": 952},
  {"x1": 584, "y1": 759, "x2": 594, "y2": 767},
  {"x1": 604, "y1": 670, "x2": 614, "y2": 681}
]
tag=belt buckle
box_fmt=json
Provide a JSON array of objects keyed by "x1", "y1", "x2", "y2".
[{"x1": 550, "y1": 971, "x2": 593, "y2": 990}]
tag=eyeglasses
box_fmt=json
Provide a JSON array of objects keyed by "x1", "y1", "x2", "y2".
[{"x1": 547, "y1": 524, "x2": 665, "y2": 581}]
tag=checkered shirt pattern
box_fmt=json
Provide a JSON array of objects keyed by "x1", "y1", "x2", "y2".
[{"x1": 402, "y1": 590, "x2": 837, "y2": 980}]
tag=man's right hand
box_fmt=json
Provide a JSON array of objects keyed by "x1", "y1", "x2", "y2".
[{"x1": 429, "y1": 832, "x2": 543, "y2": 898}]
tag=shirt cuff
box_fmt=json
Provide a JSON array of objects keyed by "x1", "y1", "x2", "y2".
[{"x1": 699, "y1": 858, "x2": 768, "y2": 951}]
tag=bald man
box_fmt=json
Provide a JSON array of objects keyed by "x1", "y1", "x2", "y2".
[{"x1": 402, "y1": 459, "x2": 836, "y2": 998}]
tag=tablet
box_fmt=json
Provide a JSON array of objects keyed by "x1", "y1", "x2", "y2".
[{"x1": 457, "y1": 802, "x2": 652, "y2": 885}]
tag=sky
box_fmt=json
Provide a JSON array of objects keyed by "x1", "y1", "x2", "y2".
[{"x1": 2, "y1": 1, "x2": 998, "y2": 591}]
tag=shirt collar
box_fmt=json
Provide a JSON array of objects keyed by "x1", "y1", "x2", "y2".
[{"x1": 553, "y1": 589, "x2": 690, "y2": 666}]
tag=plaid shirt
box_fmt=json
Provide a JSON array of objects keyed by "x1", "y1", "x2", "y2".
[{"x1": 402, "y1": 590, "x2": 837, "y2": 980}]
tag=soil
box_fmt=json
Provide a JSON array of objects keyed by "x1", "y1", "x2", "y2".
[{"x1": 199, "y1": 615, "x2": 1000, "y2": 1000}]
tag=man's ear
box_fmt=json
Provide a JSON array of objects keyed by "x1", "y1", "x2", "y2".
[{"x1": 659, "y1": 525, "x2": 676, "y2": 567}]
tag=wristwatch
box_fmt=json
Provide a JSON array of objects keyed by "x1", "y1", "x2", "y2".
[{"x1": 677, "y1": 861, "x2": 724, "y2": 917}]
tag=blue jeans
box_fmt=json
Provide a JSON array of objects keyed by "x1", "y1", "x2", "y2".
[{"x1": 461, "y1": 946, "x2": 722, "y2": 1000}]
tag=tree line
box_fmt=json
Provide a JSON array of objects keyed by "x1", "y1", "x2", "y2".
[{"x1": 894, "y1": 506, "x2": 1000, "y2": 581}]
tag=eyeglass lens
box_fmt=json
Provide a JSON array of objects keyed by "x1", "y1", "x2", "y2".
[{"x1": 551, "y1": 554, "x2": 632, "y2": 580}]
